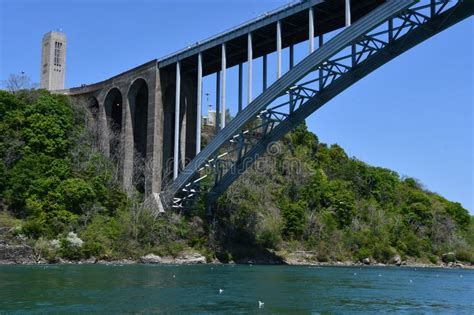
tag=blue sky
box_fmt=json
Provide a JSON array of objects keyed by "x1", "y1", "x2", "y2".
[{"x1": 1, "y1": 0, "x2": 472, "y2": 213}]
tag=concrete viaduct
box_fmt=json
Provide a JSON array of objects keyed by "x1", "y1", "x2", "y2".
[
  {"x1": 57, "y1": 0, "x2": 473, "y2": 211},
  {"x1": 63, "y1": 60, "x2": 197, "y2": 199}
]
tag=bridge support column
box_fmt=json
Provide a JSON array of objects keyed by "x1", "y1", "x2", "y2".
[
  {"x1": 289, "y1": 44, "x2": 294, "y2": 69},
  {"x1": 216, "y1": 71, "x2": 220, "y2": 131},
  {"x1": 196, "y1": 52, "x2": 202, "y2": 154},
  {"x1": 122, "y1": 95, "x2": 134, "y2": 192},
  {"x1": 173, "y1": 61, "x2": 181, "y2": 180},
  {"x1": 238, "y1": 63, "x2": 243, "y2": 112},
  {"x1": 309, "y1": 7, "x2": 314, "y2": 53},
  {"x1": 277, "y1": 20, "x2": 282, "y2": 79},
  {"x1": 247, "y1": 32, "x2": 253, "y2": 104},
  {"x1": 148, "y1": 70, "x2": 163, "y2": 196},
  {"x1": 97, "y1": 95, "x2": 109, "y2": 157},
  {"x1": 319, "y1": 35, "x2": 324, "y2": 91},
  {"x1": 289, "y1": 45, "x2": 294, "y2": 112},
  {"x1": 263, "y1": 54, "x2": 267, "y2": 91},
  {"x1": 345, "y1": 0, "x2": 351, "y2": 27},
  {"x1": 221, "y1": 43, "x2": 226, "y2": 128}
]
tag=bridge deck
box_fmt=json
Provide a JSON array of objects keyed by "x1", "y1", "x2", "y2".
[
  {"x1": 59, "y1": 0, "x2": 385, "y2": 94},
  {"x1": 158, "y1": 0, "x2": 385, "y2": 75}
]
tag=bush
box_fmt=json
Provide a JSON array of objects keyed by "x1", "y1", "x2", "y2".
[
  {"x1": 427, "y1": 254, "x2": 438, "y2": 264},
  {"x1": 373, "y1": 245, "x2": 396, "y2": 263},
  {"x1": 355, "y1": 247, "x2": 372, "y2": 262},
  {"x1": 442, "y1": 252, "x2": 456, "y2": 263},
  {"x1": 59, "y1": 238, "x2": 83, "y2": 260},
  {"x1": 455, "y1": 249, "x2": 474, "y2": 263}
]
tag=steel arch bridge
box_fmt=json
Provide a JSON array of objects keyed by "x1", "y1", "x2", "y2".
[
  {"x1": 60, "y1": 0, "x2": 472, "y2": 212},
  {"x1": 165, "y1": 0, "x2": 473, "y2": 210}
]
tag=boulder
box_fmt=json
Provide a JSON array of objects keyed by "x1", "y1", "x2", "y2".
[
  {"x1": 141, "y1": 252, "x2": 206, "y2": 264},
  {"x1": 176, "y1": 252, "x2": 206, "y2": 264},
  {"x1": 140, "y1": 254, "x2": 163, "y2": 264},
  {"x1": 362, "y1": 257, "x2": 371, "y2": 265},
  {"x1": 391, "y1": 255, "x2": 402, "y2": 266}
]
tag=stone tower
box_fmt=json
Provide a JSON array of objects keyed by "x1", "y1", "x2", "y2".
[{"x1": 40, "y1": 31, "x2": 66, "y2": 90}]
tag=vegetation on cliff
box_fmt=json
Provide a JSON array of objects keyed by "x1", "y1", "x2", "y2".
[{"x1": 0, "y1": 90, "x2": 472, "y2": 264}]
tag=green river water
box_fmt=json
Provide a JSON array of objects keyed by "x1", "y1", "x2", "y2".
[{"x1": 0, "y1": 264, "x2": 473, "y2": 314}]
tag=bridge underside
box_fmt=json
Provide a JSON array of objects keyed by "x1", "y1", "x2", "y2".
[{"x1": 159, "y1": 0, "x2": 386, "y2": 76}]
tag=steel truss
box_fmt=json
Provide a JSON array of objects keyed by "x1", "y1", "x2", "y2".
[{"x1": 166, "y1": 0, "x2": 473, "y2": 210}]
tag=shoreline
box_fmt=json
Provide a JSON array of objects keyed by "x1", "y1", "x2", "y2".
[
  {"x1": 1, "y1": 258, "x2": 473, "y2": 269},
  {"x1": 1, "y1": 241, "x2": 472, "y2": 269}
]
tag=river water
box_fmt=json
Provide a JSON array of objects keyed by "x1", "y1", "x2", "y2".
[{"x1": 0, "y1": 264, "x2": 473, "y2": 314}]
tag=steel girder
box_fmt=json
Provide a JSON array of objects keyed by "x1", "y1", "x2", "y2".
[{"x1": 165, "y1": 0, "x2": 473, "y2": 210}]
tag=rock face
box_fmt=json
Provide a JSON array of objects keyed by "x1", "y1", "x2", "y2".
[
  {"x1": 0, "y1": 241, "x2": 36, "y2": 264},
  {"x1": 284, "y1": 251, "x2": 319, "y2": 265},
  {"x1": 175, "y1": 253, "x2": 206, "y2": 264},
  {"x1": 140, "y1": 254, "x2": 163, "y2": 264},
  {"x1": 140, "y1": 252, "x2": 206, "y2": 264}
]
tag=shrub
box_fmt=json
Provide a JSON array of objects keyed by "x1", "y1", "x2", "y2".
[
  {"x1": 59, "y1": 235, "x2": 83, "y2": 260},
  {"x1": 456, "y1": 249, "x2": 474, "y2": 263},
  {"x1": 373, "y1": 245, "x2": 395, "y2": 263},
  {"x1": 355, "y1": 247, "x2": 372, "y2": 262}
]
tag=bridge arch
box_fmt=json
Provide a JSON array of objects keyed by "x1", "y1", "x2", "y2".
[
  {"x1": 128, "y1": 78, "x2": 149, "y2": 193},
  {"x1": 104, "y1": 87, "x2": 123, "y2": 162}
]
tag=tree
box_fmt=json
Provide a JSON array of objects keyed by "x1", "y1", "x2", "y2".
[
  {"x1": 3, "y1": 73, "x2": 36, "y2": 93},
  {"x1": 281, "y1": 201, "x2": 306, "y2": 240}
]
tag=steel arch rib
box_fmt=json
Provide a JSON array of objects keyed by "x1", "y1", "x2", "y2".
[
  {"x1": 165, "y1": 0, "x2": 473, "y2": 209},
  {"x1": 210, "y1": 2, "x2": 474, "y2": 201}
]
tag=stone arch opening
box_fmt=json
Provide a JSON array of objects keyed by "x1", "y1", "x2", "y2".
[
  {"x1": 104, "y1": 88, "x2": 123, "y2": 162},
  {"x1": 128, "y1": 78, "x2": 149, "y2": 193}
]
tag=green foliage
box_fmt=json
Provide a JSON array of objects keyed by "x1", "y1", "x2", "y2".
[
  {"x1": 326, "y1": 180, "x2": 356, "y2": 228},
  {"x1": 0, "y1": 91, "x2": 471, "y2": 265},
  {"x1": 257, "y1": 218, "x2": 282, "y2": 249},
  {"x1": 54, "y1": 178, "x2": 95, "y2": 214},
  {"x1": 0, "y1": 90, "x2": 129, "y2": 241},
  {"x1": 455, "y1": 249, "x2": 474, "y2": 263},
  {"x1": 280, "y1": 201, "x2": 306, "y2": 240},
  {"x1": 59, "y1": 238, "x2": 83, "y2": 260},
  {"x1": 444, "y1": 202, "x2": 470, "y2": 229},
  {"x1": 219, "y1": 122, "x2": 472, "y2": 263},
  {"x1": 22, "y1": 94, "x2": 73, "y2": 157}
]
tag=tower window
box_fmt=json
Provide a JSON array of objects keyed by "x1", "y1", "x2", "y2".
[{"x1": 54, "y1": 41, "x2": 63, "y2": 67}]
